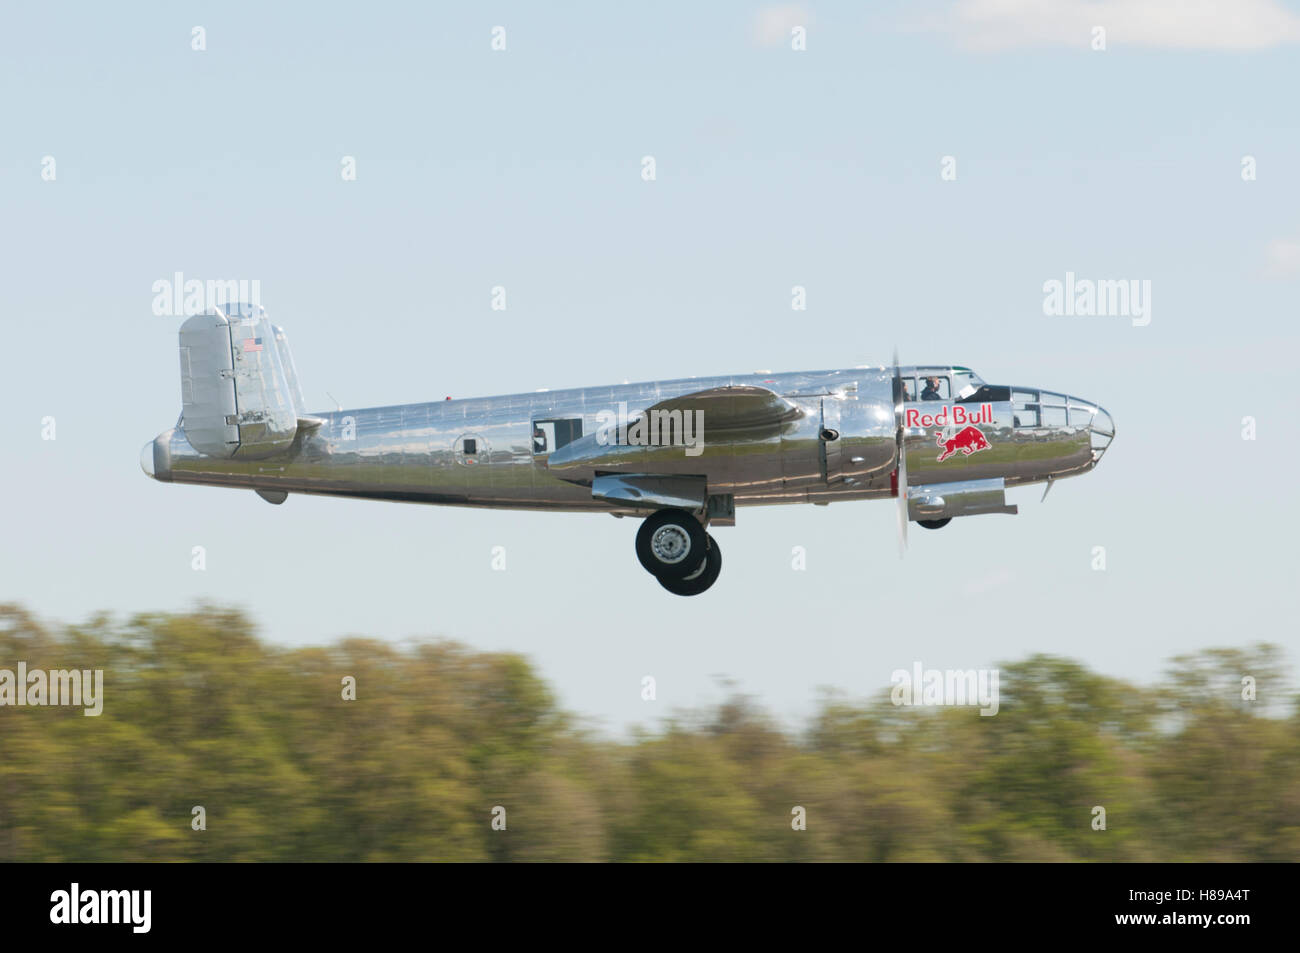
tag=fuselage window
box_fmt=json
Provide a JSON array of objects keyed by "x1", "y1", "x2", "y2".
[
  {"x1": 532, "y1": 417, "x2": 582, "y2": 454},
  {"x1": 453, "y1": 433, "x2": 487, "y2": 465}
]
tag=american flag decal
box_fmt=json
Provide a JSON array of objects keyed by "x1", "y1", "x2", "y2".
[{"x1": 243, "y1": 337, "x2": 263, "y2": 352}]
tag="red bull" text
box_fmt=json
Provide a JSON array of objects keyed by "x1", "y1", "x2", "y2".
[{"x1": 904, "y1": 403, "x2": 994, "y2": 430}]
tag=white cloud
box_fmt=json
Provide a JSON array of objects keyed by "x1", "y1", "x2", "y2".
[
  {"x1": 928, "y1": 0, "x2": 1300, "y2": 52},
  {"x1": 752, "y1": 4, "x2": 811, "y2": 47},
  {"x1": 1264, "y1": 239, "x2": 1300, "y2": 278}
]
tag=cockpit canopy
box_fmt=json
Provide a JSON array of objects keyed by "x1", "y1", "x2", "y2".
[
  {"x1": 952, "y1": 367, "x2": 984, "y2": 399},
  {"x1": 898, "y1": 366, "x2": 1009, "y2": 403}
]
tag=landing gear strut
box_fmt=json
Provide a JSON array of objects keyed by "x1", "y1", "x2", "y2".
[{"x1": 635, "y1": 508, "x2": 722, "y2": 595}]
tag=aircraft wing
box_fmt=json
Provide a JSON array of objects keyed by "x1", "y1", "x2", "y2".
[
  {"x1": 545, "y1": 385, "x2": 804, "y2": 470},
  {"x1": 641, "y1": 385, "x2": 803, "y2": 432}
]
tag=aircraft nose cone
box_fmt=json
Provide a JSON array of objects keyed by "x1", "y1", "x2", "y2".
[
  {"x1": 1089, "y1": 404, "x2": 1115, "y2": 464},
  {"x1": 1092, "y1": 405, "x2": 1115, "y2": 437},
  {"x1": 140, "y1": 440, "x2": 156, "y2": 478}
]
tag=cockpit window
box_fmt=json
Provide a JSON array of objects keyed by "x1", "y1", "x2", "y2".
[
  {"x1": 952, "y1": 368, "x2": 985, "y2": 400},
  {"x1": 919, "y1": 375, "x2": 949, "y2": 401}
]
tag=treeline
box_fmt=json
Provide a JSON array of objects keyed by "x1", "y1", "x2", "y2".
[{"x1": 0, "y1": 604, "x2": 1296, "y2": 862}]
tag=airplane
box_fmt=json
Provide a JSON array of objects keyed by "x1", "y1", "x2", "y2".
[{"x1": 141, "y1": 303, "x2": 1115, "y2": 596}]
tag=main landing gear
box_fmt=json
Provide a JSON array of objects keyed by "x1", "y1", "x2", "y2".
[
  {"x1": 635, "y1": 508, "x2": 722, "y2": 596},
  {"x1": 917, "y1": 518, "x2": 952, "y2": 530}
]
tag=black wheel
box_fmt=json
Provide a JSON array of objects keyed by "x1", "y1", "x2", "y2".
[
  {"x1": 659, "y1": 535, "x2": 721, "y2": 596},
  {"x1": 917, "y1": 518, "x2": 951, "y2": 530},
  {"x1": 635, "y1": 509, "x2": 707, "y2": 580}
]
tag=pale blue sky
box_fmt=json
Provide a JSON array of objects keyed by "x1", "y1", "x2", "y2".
[{"x1": 3, "y1": 1, "x2": 1299, "y2": 733}]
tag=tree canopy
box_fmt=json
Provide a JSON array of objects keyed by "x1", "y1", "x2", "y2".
[{"x1": 1, "y1": 604, "x2": 1294, "y2": 862}]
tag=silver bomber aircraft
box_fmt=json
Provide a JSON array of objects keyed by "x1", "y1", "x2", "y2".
[{"x1": 141, "y1": 304, "x2": 1115, "y2": 596}]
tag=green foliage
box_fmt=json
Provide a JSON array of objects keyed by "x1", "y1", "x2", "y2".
[{"x1": 0, "y1": 604, "x2": 1295, "y2": 861}]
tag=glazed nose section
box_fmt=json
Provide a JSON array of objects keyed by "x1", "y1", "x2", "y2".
[
  {"x1": 139, "y1": 441, "x2": 155, "y2": 477},
  {"x1": 1087, "y1": 404, "x2": 1115, "y2": 465}
]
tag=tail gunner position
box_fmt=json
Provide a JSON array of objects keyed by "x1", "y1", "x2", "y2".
[{"x1": 142, "y1": 304, "x2": 1115, "y2": 596}]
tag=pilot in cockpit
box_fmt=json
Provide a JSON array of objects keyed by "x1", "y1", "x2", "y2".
[
  {"x1": 921, "y1": 376, "x2": 943, "y2": 401},
  {"x1": 902, "y1": 381, "x2": 914, "y2": 401}
]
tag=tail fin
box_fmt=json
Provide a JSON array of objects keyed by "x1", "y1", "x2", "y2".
[
  {"x1": 178, "y1": 303, "x2": 307, "y2": 459},
  {"x1": 270, "y1": 322, "x2": 306, "y2": 411}
]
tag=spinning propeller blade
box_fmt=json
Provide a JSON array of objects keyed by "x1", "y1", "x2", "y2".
[{"x1": 893, "y1": 348, "x2": 908, "y2": 558}]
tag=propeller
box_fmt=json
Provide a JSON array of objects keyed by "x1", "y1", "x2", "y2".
[{"x1": 892, "y1": 348, "x2": 908, "y2": 558}]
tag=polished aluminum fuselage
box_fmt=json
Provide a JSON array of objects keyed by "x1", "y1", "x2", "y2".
[{"x1": 145, "y1": 366, "x2": 1108, "y2": 512}]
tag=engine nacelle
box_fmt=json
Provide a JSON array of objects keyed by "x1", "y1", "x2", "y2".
[{"x1": 907, "y1": 477, "x2": 1017, "y2": 521}]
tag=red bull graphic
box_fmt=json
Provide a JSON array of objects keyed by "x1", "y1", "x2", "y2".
[
  {"x1": 905, "y1": 403, "x2": 993, "y2": 430},
  {"x1": 936, "y1": 425, "x2": 990, "y2": 462}
]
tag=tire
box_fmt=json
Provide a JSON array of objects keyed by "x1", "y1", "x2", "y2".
[
  {"x1": 917, "y1": 518, "x2": 952, "y2": 530},
  {"x1": 635, "y1": 509, "x2": 707, "y2": 580},
  {"x1": 659, "y1": 535, "x2": 721, "y2": 596}
]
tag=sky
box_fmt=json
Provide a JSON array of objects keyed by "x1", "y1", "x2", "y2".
[{"x1": 3, "y1": 1, "x2": 1299, "y2": 735}]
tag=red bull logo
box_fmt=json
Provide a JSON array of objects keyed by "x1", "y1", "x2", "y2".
[
  {"x1": 936, "y1": 425, "x2": 990, "y2": 462},
  {"x1": 905, "y1": 403, "x2": 993, "y2": 430}
]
